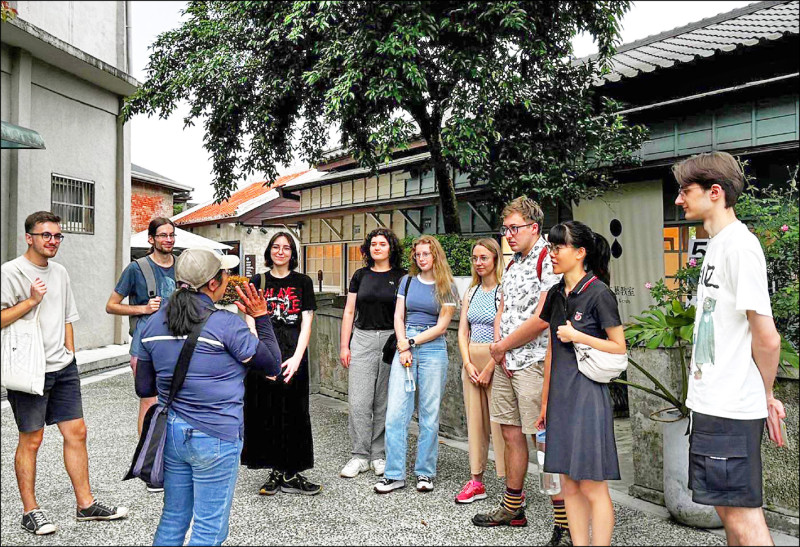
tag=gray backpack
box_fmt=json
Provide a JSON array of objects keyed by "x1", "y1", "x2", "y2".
[{"x1": 128, "y1": 256, "x2": 157, "y2": 336}]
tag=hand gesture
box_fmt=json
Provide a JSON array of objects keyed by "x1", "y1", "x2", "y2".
[
  {"x1": 235, "y1": 283, "x2": 267, "y2": 318},
  {"x1": 464, "y1": 362, "x2": 480, "y2": 385},
  {"x1": 144, "y1": 296, "x2": 161, "y2": 314},
  {"x1": 400, "y1": 349, "x2": 413, "y2": 367},
  {"x1": 557, "y1": 320, "x2": 580, "y2": 343},
  {"x1": 281, "y1": 355, "x2": 302, "y2": 383},
  {"x1": 340, "y1": 347, "x2": 351, "y2": 368},
  {"x1": 477, "y1": 362, "x2": 495, "y2": 387},
  {"x1": 766, "y1": 395, "x2": 787, "y2": 447},
  {"x1": 29, "y1": 277, "x2": 47, "y2": 304}
]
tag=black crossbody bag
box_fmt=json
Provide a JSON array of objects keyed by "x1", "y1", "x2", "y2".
[
  {"x1": 123, "y1": 311, "x2": 213, "y2": 487},
  {"x1": 381, "y1": 276, "x2": 412, "y2": 364}
]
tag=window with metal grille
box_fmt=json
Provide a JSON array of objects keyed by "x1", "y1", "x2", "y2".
[{"x1": 51, "y1": 174, "x2": 95, "y2": 234}]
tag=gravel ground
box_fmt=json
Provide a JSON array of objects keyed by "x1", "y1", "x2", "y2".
[{"x1": 1, "y1": 370, "x2": 727, "y2": 546}]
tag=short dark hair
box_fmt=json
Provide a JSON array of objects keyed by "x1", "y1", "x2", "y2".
[
  {"x1": 264, "y1": 232, "x2": 298, "y2": 271},
  {"x1": 25, "y1": 211, "x2": 61, "y2": 234},
  {"x1": 672, "y1": 152, "x2": 746, "y2": 208},
  {"x1": 360, "y1": 228, "x2": 403, "y2": 269},
  {"x1": 148, "y1": 217, "x2": 175, "y2": 237}
]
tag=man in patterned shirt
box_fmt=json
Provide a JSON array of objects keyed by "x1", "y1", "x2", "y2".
[{"x1": 472, "y1": 197, "x2": 569, "y2": 546}]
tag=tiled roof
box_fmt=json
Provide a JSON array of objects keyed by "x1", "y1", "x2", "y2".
[
  {"x1": 593, "y1": 1, "x2": 799, "y2": 85},
  {"x1": 131, "y1": 163, "x2": 194, "y2": 192},
  {"x1": 173, "y1": 170, "x2": 308, "y2": 226}
]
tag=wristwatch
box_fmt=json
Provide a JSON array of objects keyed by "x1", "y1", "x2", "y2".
[{"x1": 408, "y1": 337, "x2": 417, "y2": 348}]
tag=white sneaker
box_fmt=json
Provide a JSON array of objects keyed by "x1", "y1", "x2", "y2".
[
  {"x1": 374, "y1": 478, "x2": 406, "y2": 494},
  {"x1": 370, "y1": 458, "x2": 386, "y2": 476},
  {"x1": 340, "y1": 457, "x2": 369, "y2": 478},
  {"x1": 416, "y1": 475, "x2": 434, "y2": 492}
]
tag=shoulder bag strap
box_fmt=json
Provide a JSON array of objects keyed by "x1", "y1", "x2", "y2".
[
  {"x1": 136, "y1": 256, "x2": 158, "y2": 299},
  {"x1": 260, "y1": 272, "x2": 267, "y2": 293},
  {"x1": 403, "y1": 276, "x2": 412, "y2": 326},
  {"x1": 165, "y1": 310, "x2": 214, "y2": 408},
  {"x1": 536, "y1": 246, "x2": 549, "y2": 280},
  {"x1": 13, "y1": 263, "x2": 41, "y2": 321}
]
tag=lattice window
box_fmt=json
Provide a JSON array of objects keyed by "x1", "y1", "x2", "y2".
[{"x1": 51, "y1": 174, "x2": 95, "y2": 234}]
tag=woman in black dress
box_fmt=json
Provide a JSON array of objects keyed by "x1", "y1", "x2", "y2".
[
  {"x1": 242, "y1": 232, "x2": 319, "y2": 495},
  {"x1": 535, "y1": 221, "x2": 626, "y2": 546}
]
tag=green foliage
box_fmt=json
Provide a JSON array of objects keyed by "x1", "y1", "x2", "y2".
[
  {"x1": 122, "y1": 1, "x2": 644, "y2": 233},
  {"x1": 173, "y1": 203, "x2": 186, "y2": 216},
  {"x1": 400, "y1": 234, "x2": 475, "y2": 276}
]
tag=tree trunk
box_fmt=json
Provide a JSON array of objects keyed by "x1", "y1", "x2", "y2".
[{"x1": 427, "y1": 133, "x2": 461, "y2": 234}]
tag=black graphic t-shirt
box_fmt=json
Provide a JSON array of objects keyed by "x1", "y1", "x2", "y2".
[
  {"x1": 251, "y1": 271, "x2": 317, "y2": 360},
  {"x1": 349, "y1": 267, "x2": 407, "y2": 330}
]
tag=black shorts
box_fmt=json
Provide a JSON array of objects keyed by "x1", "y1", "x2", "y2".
[
  {"x1": 688, "y1": 411, "x2": 765, "y2": 508},
  {"x1": 7, "y1": 360, "x2": 83, "y2": 433}
]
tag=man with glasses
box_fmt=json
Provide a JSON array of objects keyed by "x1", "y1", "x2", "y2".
[
  {"x1": 1, "y1": 211, "x2": 129, "y2": 535},
  {"x1": 106, "y1": 217, "x2": 177, "y2": 493},
  {"x1": 473, "y1": 197, "x2": 569, "y2": 546}
]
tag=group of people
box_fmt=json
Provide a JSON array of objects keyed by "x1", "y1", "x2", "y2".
[{"x1": 0, "y1": 151, "x2": 787, "y2": 546}]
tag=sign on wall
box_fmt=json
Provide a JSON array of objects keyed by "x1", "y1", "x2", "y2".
[
  {"x1": 572, "y1": 180, "x2": 664, "y2": 323},
  {"x1": 688, "y1": 238, "x2": 709, "y2": 259},
  {"x1": 244, "y1": 254, "x2": 256, "y2": 279}
]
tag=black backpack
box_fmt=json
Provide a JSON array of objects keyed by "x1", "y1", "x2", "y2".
[{"x1": 128, "y1": 256, "x2": 157, "y2": 336}]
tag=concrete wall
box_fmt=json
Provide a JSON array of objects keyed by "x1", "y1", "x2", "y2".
[
  {"x1": 15, "y1": 1, "x2": 124, "y2": 69},
  {"x1": 1, "y1": 45, "x2": 130, "y2": 350},
  {"x1": 1, "y1": 44, "x2": 11, "y2": 264},
  {"x1": 131, "y1": 181, "x2": 172, "y2": 233},
  {"x1": 186, "y1": 223, "x2": 303, "y2": 277},
  {"x1": 310, "y1": 307, "x2": 468, "y2": 439},
  {"x1": 627, "y1": 347, "x2": 799, "y2": 534}
]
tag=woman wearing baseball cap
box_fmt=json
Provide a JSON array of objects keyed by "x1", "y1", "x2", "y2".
[{"x1": 133, "y1": 248, "x2": 282, "y2": 546}]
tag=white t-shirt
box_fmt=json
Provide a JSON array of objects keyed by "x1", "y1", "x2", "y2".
[
  {"x1": 686, "y1": 220, "x2": 771, "y2": 420},
  {"x1": 1, "y1": 256, "x2": 80, "y2": 373}
]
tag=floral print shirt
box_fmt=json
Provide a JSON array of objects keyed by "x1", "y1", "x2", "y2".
[{"x1": 499, "y1": 236, "x2": 561, "y2": 370}]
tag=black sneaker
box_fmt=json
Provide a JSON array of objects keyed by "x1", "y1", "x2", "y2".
[
  {"x1": 21, "y1": 509, "x2": 56, "y2": 535},
  {"x1": 472, "y1": 504, "x2": 527, "y2": 527},
  {"x1": 281, "y1": 473, "x2": 322, "y2": 496},
  {"x1": 547, "y1": 525, "x2": 573, "y2": 546},
  {"x1": 146, "y1": 482, "x2": 164, "y2": 494},
  {"x1": 76, "y1": 499, "x2": 129, "y2": 521},
  {"x1": 259, "y1": 470, "x2": 283, "y2": 496},
  {"x1": 374, "y1": 477, "x2": 406, "y2": 494}
]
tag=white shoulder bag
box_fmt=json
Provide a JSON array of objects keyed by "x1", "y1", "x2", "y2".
[
  {"x1": 573, "y1": 342, "x2": 628, "y2": 384},
  {"x1": 1, "y1": 264, "x2": 46, "y2": 395}
]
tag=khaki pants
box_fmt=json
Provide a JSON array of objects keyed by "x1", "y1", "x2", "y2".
[{"x1": 462, "y1": 343, "x2": 506, "y2": 478}]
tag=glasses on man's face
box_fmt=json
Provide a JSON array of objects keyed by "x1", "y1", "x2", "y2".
[
  {"x1": 153, "y1": 233, "x2": 176, "y2": 240},
  {"x1": 499, "y1": 223, "x2": 535, "y2": 237},
  {"x1": 414, "y1": 252, "x2": 432, "y2": 260},
  {"x1": 28, "y1": 232, "x2": 65, "y2": 242},
  {"x1": 677, "y1": 184, "x2": 702, "y2": 199},
  {"x1": 471, "y1": 255, "x2": 492, "y2": 264}
]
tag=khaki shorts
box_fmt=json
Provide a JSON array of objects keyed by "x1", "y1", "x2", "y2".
[{"x1": 490, "y1": 361, "x2": 544, "y2": 435}]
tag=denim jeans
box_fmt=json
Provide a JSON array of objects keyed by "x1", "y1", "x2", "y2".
[
  {"x1": 384, "y1": 325, "x2": 449, "y2": 480},
  {"x1": 153, "y1": 412, "x2": 243, "y2": 546}
]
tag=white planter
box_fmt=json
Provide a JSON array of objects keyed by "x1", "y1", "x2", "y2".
[
  {"x1": 453, "y1": 276, "x2": 474, "y2": 299},
  {"x1": 660, "y1": 409, "x2": 723, "y2": 529}
]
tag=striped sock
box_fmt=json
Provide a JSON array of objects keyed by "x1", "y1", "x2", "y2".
[
  {"x1": 502, "y1": 487, "x2": 524, "y2": 512},
  {"x1": 552, "y1": 498, "x2": 569, "y2": 530}
]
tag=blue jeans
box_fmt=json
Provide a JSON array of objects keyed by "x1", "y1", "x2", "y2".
[
  {"x1": 153, "y1": 412, "x2": 243, "y2": 546},
  {"x1": 384, "y1": 325, "x2": 449, "y2": 480}
]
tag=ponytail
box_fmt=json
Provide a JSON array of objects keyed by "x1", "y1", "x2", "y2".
[
  {"x1": 165, "y1": 269, "x2": 224, "y2": 335},
  {"x1": 547, "y1": 221, "x2": 612, "y2": 285},
  {"x1": 588, "y1": 232, "x2": 611, "y2": 286}
]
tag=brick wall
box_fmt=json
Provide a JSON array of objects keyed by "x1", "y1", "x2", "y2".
[{"x1": 131, "y1": 181, "x2": 174, "y2": 233}]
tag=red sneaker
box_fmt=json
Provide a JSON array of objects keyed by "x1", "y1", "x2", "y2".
[{"x1": 455, "y1": 480, "x2": 488, "y2": 504}]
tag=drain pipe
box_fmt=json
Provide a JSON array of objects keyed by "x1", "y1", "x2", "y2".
[{"x1": 125, "y1": 0, "x2": 132, "y2": 74}]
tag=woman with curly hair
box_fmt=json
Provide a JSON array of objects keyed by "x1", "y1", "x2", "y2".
[
  {"x1": 339, "y1": 228, "x2": 406, "y2": 479},
  {"x1": 375, "y1": 235, "x2": 459, "y2": 494}
]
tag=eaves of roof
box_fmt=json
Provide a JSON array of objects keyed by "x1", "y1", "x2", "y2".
[
  {"x1": 131, "y1": 168, "x2": 194, "y2": 193},
  {"x1": 288, "y1": 152, "x2": 432, "y2": 192}
]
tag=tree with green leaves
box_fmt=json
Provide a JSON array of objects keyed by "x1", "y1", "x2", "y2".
[{"x1": 124, "y1": 1, "x2": 645, "y2": 233}]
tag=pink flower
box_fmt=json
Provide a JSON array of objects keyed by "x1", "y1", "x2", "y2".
[
  {"x1": 645, "y1": 282, "x2": 653, "y2": 290},
  {"x1": 781, "y1": 224, "x2": 789, "y2": 232},
  {"x1": 688, "y1": 258, "x2": 697, "y2": 267}
]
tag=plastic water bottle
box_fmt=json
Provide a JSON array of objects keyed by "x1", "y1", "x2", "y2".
[
  {"x1": 404, "y1": 365, "x2": 416, "y2": 392},
  {"x1": 536, "y1": 430, "x2": 561, "y2": 495}
]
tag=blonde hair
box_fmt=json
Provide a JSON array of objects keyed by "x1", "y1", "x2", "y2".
[
  {"x1": 469, "y1": 238, "x2": 504, "y2": 289},
  {"x1": 408, "y1": 235, "x2": 458, "y2": 306},
  {"x1": 501, "y1": 196, "x2": 544, "y2": 233}
]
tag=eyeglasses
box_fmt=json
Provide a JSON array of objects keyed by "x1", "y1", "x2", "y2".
[
  {"x1": 153, "y1": 233, "x2": 176, "y2": 240},
  {"x1": 500, "y1": 223, "x2": 535, "y2": 237},
  {"x1": 414, "y1": 252, "x2": 432, "y2": 260},
  {"x1": 677, "y1": 183, "x2": 701, "y2": 198},
  {"x1": 471, "y1": 256, "x2": 493, "y2": 264},
  {"x1": 549, "y1": 244, "x2": 572, "y2": 255},
  {"x1": 28, "y1": 232, "x2": 65, "y2": 242}
]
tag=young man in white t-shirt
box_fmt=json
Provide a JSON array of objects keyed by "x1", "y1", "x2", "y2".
[
  {"x1": 673, "y1": 152, "x2": 785, "y2": 546},
  {"x1": 1, "y1": 211, "x2": 129, "y2": 535}
]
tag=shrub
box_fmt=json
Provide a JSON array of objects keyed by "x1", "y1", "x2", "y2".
[
  {"x1": 218, "y1": 275, "x2": 250, "y2": 306},
  {"x1": 400, "y1": 234, "x2": 477, "y2": 276}
]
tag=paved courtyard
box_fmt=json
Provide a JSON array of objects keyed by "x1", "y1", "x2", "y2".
[{"x1": 0, "y1": 367, "x2": 754, "y2": 545}]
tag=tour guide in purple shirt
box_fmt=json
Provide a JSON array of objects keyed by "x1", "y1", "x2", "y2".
[{"x1": 134, "y1": 249, "x2": 281, "y2": 546}]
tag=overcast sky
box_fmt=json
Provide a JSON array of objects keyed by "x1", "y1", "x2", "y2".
[{"x1": 129, "y1": 1, "x2": 756, "y2": 204}]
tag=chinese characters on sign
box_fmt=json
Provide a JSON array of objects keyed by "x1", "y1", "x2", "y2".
[{"x1": 613, "y1": 285, "x2": 636, "y2": 305}]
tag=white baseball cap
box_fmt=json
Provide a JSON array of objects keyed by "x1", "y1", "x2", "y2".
[{"x1": 175, "y1": 248, "x2": 240, "y2": 290}]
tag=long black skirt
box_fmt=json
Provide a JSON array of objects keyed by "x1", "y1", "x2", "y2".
[{"x1": 241, "y1": 355, "x2": 314, "y2": 474}]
